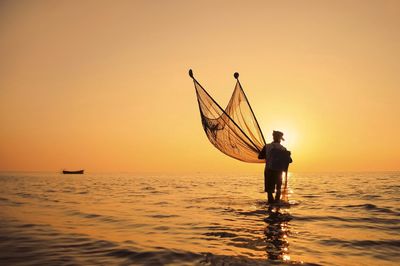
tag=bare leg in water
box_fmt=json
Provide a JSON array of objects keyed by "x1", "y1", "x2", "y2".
[
  {"x1": 275, "y1": 173, "x2": 283, "y2": 203},
  {"x1": 267, "y1": 191, "x2": 274, "y2": 203}
]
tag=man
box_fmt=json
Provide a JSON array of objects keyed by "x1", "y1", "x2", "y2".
[{"x1": 258, "y1": 130, "x2": 292, "y2": 204}]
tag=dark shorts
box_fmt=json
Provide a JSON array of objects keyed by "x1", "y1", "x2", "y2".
[{"x1": 264, "y1": 168, "x2": 282, "y2": 192}]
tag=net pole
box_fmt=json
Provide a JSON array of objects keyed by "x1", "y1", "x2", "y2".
[
  {"x1": 234, "y1": 72, "x2": 266, "y2": 145},
  {"x1": 284, "y1": 166, "x2": 289, "y2": 189}
]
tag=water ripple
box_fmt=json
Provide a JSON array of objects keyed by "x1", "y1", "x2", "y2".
[{"x1": 0, "y1": 172, "x2": 399, "y2": 265}]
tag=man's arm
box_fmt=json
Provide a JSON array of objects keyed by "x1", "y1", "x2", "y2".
[{"x1": 258, "y1": 145, "x2": 266, "y2": 159}]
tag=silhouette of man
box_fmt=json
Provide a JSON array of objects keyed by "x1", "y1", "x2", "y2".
[{"x1": 258, "y1": 131, "x2": 292, "y2": 204}]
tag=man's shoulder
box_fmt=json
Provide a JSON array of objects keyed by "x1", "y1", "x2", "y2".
[{"x1": 268, "y1": 142, "x2": 286, "y2": 150}]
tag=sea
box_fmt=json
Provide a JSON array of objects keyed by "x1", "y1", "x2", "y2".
[{"x1": 0, "y1": 172, "x2": 399, "y2": 266}]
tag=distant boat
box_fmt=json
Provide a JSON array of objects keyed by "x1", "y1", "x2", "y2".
[{"x1": 62, "y1": 170, "x2": 84, "y2": 174}]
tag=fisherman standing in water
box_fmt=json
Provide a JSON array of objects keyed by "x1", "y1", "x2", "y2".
[{"x1": 258, "y1": 131, "x2": 292, "y2": 204}]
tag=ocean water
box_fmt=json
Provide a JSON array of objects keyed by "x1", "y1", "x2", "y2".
[{"x1": 0, "y1": 172, "x2": 399, "y2": 266}]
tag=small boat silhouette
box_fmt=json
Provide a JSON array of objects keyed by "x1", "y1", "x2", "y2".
[{"x1": 62, "y1": 170, "x2": 84, "y2": 174}]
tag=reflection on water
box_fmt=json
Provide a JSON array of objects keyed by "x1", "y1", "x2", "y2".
[
  {"x1": 0, "y1": 172, "x2": 399, "y2": 265},
  {"x1": 263, "y1": 173, "x2": 293, "y2": 262},
  {"x1": 264, "y1": 204, "x2": 291, "y2": 261}
]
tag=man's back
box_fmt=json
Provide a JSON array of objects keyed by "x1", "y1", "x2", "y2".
[{"x1": 260, "y1": 142, "x2": 291, "y2": 171}]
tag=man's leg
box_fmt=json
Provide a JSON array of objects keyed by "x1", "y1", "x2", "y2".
[
  {"x1": 275, "y1": 171, "x2": 283, "y2": 202},
  {"x1": 267, "y1": 191, "x2": 274, "y2": 203},
  {"x1": 265, "y1": 168, "x2": 275, "y2": 204}
]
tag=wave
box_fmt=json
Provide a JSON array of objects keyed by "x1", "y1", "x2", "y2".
[{"x1": 342, "y1": 203, "x2": 399, "y2": 215}]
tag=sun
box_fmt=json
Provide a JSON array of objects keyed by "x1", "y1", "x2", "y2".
[{"x1": 263, "y1": 124, "x2": 298, "y2": 150}]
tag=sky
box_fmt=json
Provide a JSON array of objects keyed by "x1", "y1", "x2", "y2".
[{"x1": 0, "y1": 0, "x2": 399, "y2": 173}]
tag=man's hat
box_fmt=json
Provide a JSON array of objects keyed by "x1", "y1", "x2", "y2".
[{"x1": 273, "y1": 130, "x2": 285, "y2": 141}]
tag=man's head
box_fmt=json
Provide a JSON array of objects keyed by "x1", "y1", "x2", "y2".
[{"x1": 272, "y1": 130, "x2": 285, "y2": 142}]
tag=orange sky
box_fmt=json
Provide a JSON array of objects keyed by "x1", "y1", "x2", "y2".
[{"x1": 0, "y1": 1, "x2": 399, "y2": 173}]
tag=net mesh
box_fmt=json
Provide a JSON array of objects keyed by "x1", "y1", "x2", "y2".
[{"x1": 193, "y1": 77, "x2": 266, "y2": 163}]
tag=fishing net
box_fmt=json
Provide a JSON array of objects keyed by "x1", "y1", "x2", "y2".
[{"x1": 190, "y1": 70, "x2": 266, "y2": 163}]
